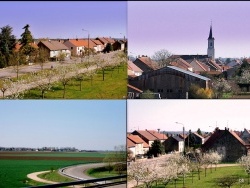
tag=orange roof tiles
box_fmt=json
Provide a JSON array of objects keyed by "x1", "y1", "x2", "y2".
[
  {"x1": 146, "y1": 130, "x2": 168, "y2": 140},
  {"x1": 127, "y1": 139, "x2": 135, "y2": 148},
  {"x1": 68, "y1": 39, "x2": 96, "y2": 49}
]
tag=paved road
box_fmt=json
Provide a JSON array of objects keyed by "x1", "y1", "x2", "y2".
[{"x1": 60, "y1": 163, "x2": 126, "y2": 188}]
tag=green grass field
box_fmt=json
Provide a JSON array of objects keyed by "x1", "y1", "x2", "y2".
[
  {"x1": 23, "y1": 65, "x2": 127, "y2": 99},
  {"x1": 0, "y1": 151, "x2": 106, "y2": 187},
  {"x1": 87, "y1": 166, "x2": 122, "y2": 178},
  {"x1": 135, "y1": 166, "x2": 249, "y2": 188}
]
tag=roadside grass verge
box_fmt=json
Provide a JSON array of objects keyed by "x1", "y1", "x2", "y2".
[
  {"x1": 86, "y1": 166, "x2": 120, "y2": 178},
  {"x1": 37, "y1": 170, "x2": 75, "y2": 182}
]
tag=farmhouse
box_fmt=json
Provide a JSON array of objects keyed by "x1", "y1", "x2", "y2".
[
  {"x1": 202, "y1": 128, "x2": 249, "y2": 162},
  {"x1": 164, "y1": 136, "x2": 184, "y2": 153}
]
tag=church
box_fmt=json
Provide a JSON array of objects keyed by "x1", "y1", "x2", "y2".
[
  {"x1": 167, "y1": 25, "x2": 223, "y2": 74},
  {"x1": 128, "y1": 25, "x2": 222, "y2": 99}
]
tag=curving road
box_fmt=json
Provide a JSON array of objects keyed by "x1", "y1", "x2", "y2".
[{"x1": 60, "y1": 163, "x2": 126, "y2": 188}]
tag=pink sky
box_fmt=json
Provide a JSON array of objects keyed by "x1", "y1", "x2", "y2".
[
  {"x1": 128, "y1": 1, "x2": 250, "y2": 58},
  {"x1": 127, "y1": 100, "x2": 250, "y2": 133}
]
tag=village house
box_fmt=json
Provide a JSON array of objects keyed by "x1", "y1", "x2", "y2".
[
  {"x1": 202, "y1": 128, "x2": 249, "y2": 162},
  {"x1": 186, "y1": 132, "x2": 205, "y2": 148},
  {"x1": 132, "y1": 56, "x2": 159, "y2": 73},
  {"x1": 37, "y1": 40, "x2": 71, "y2": 60},
  {"x1": 164, "y1": 135, "x2": 184, "y2": 153},
  {"x1": 127, "y1": 134, "x2": 149, "y2": 157},
  {"x1": 240, "y1": 128, "x2": 250, "y2": 144},
  {"x1": 63, "y1": 39, "x2": 98, "y2": 56},
  {"x1": 127, "y1": 84, "x2": 143, "y2": 99},
  {"x1": 128, "y1": 60, "x2": 143, "y2": 77},
  {"x1": 112, "y1": 40, "x2": 125, "y2": 51},
  {"x1": 146, "y1": 130, "x2": 168, "y2": 143}
]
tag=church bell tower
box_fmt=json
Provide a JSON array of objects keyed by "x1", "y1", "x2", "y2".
[{"x1": 207, "y1": 24, "x2": 215, "y2": 60}]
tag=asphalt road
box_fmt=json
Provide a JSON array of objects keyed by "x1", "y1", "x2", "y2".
[{"x1": 60, "y1": 163, "x2": 126, "y2": 188}]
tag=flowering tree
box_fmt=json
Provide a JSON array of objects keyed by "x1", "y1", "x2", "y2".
[
  {"x1": 128, "y1": 160, "x2": 158, "y2": 188},
  {"x1": 0, "y1": 78, "x2": 11, "y2": 98},
  {"x1": 31, "y1": 70, "x2": 55, "y2": 99},
  {"x1": 212, "y1": 78, "x2": 231, "y2": 98},
  {"x1": 238, "y1": 155, "x2": 250, "y2": 184},
  {"x1": 237, "y1": 68, "x2": 250, "y2": 84},
  {"x1": 209, "y1": 151, "x2": 222, "y2": 171}
]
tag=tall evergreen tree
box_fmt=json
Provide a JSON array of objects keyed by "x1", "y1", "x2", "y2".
[
  {"x1": 19, "y1": 24, "x2": 36, "y2": 57},
  {"x1": 0, "y1": 25, "x2": 16, "y2": 67},
  {"x1": 148, "y1": 139, "x2": 165, "y2": 157}
]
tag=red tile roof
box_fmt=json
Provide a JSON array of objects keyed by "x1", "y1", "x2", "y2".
[
  {"x1": 127, "y1": 84, "x2": 143, "y2": 93},
  {"x1": 127, "y1": 134, "x2": 150, "y2": 148},
  {"x1": 15, "y1": 42, "x2": 38, "y2": 51},
  {"x1": 39, "y1": 40, "x2": 69, "y2": 50},
  {"x1": 170, "y1": 58, "x2": 192, "y2": 70},
  {"x1": 68, "y1": 39, "x2": 96, "y2": 48},
  {"x1": 146, "y1": 130, "x2": 168, "y2": 140},
  {"x1": 127, "y1": 138, "x2": 135, "y2": 148},
  {"x1": 137, "y1": 56, "x2": 159, "y2": 70},
  {"x1": 128, "y1": 61, "x2": 143, "y2": 72},
  {"x1": 127, "y1": 134, "x2": 144, "y2": 144},
  {"x1": 133, "y1": 130, "x2": 158, "y2": 142}
]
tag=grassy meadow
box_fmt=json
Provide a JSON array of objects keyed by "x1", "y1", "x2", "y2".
[
  {"x1": 134, "y1": 166, "x2": 249, "y2": 188},
  {"x1": 23, "y1": 65, "x2": 127, "y2": 99}
]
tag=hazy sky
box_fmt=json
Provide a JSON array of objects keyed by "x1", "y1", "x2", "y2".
[
  {"x1": 127, "y1": 100, "x2": 250, "y2": 133},
  {"x1": 0, "y1": 1, "x2": 127, "y2": 39},
  {"x1": 0, "y1": 100, "x2": 126, "y2": 150},
  {"x1": 128, "y1": 1, "x2": 250, "y2": 58}
]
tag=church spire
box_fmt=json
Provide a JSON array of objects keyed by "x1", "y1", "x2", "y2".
[{"x1": 208, "y1": 24, "x2": 213, "y2": 39}]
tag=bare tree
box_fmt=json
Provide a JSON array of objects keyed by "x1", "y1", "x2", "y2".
[{"x1": 151, "y1": 49, "x2": 172, "y2": 68}]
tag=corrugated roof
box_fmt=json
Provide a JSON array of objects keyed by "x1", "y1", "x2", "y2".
[{"x1": 167, "y1": 66, "x2": 211, "y2": 81}]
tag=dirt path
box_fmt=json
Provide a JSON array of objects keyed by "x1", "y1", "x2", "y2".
[
  {"x1": 27, "y1": 170, "x2": 82, "y2": 187},
  {"x1": 27, "y1": 170, "x2": 59, "y2": 184}
]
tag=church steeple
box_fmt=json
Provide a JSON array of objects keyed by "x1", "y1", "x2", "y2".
[
  {"x1": 208, "y1": 25, "x2": 213, "y2": 39},
  {"x1": 207, "y1": 23, "x2": 215, "y2": 60}
]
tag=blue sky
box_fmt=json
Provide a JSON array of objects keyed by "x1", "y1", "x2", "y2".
[
  {"x1": 128, "y1": 1, "x2": 250, "y2": 58},
  {"x1": 0, "y1": 1, "x2": 127, "y2": 39},
  {"x1": 0, "y1": 100, "x2": 126, "y2": 151},
  {"x1": 128, "y1": 100, "x2": 250, "y2": 133}
]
